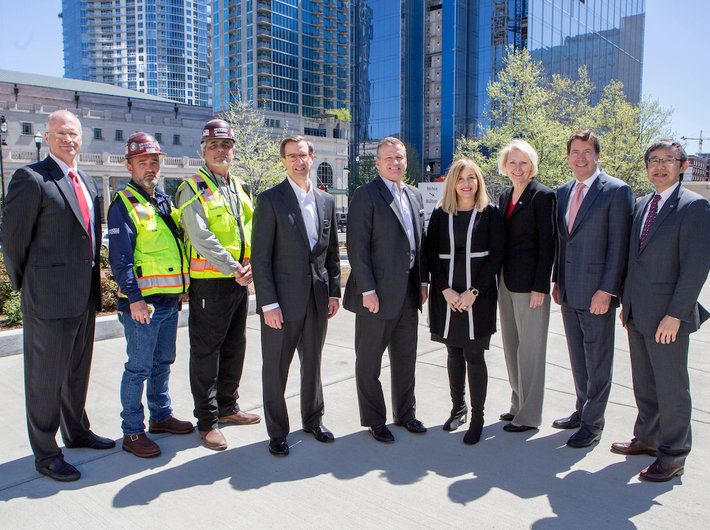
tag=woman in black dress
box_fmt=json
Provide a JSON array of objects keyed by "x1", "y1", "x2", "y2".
[{"x1": 425, "y1": 158, "x2": 505, "y2": 444}]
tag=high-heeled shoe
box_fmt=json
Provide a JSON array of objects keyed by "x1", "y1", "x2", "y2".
[
  {"x1": 463, "y1": 416, "x2": 484, "y2": 445},
  {"x1": 443, "y1": 404, "x2": 468, "y2": 432}
]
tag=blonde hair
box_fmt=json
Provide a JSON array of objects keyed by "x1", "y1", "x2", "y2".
[
  {"x1": 497, "y1": 139, "x2": 539, "y2": 177},
  {"x1": 438, "y1": 158, "x2": 489, "y2": 215}
]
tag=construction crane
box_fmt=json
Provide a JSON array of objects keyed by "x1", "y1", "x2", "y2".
[{"x1": 680, "y1": 130, "x2": 707, "y2": 153}]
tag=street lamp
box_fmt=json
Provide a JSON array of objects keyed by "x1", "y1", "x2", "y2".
[
  {"x1": 0, "y1": 115, "x2": 8, "y2": 205},
  {"x1": 34, "y1": 131, "x2": 42, "y2": 162}
]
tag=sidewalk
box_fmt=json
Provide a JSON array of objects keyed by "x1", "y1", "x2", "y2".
[{"x1": 0, "y1": 285, "x2": 708, "y2": 528}]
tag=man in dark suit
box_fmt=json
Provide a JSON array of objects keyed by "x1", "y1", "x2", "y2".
[
  {"x1": 552, "y1": 129, "x2": 633, "y2": 448},
  {"x1": 344, "y1": 136, "x2": 428, "y2": 443},
  {"x1": 0, "y1": 110, "x2": 114, "y2": 482},
  {"x1": 251, "y1": 136, "x2": 341, "y2": 457},
  {"x1": 612, "y1": 140, "x2": 710, "y2": 481}
]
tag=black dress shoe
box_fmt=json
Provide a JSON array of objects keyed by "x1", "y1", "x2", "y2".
[
  {"x1": 303, "y1": 425, "x2": 335, "y2": 443},
  {"x1": 566, "y1": 426, "x2": 601, "y2": 448},
  {"x1": 394, "y1": 418, "x2": 427, "y2": 434},
  {"x1": 500, "y1": 412, "x2": 515, "y2": 422},
  {"x1": 369, "y1": 425, "x2": 395, "y2": 443},
  {"x1": 64, "y1": 431, "x2": 116, "y2": 450},
  {"x1": 639, "y1": 460, "x2": 684, "y2": 482},
  {"x1": 268, "y1": 438, "x2": 290, "y2": 456},
  {"x1": 503, "y1": 423, "x2": 537, "y2": 432},
  {"x1": 36, "y1": 457, "x2": 81, "y2": 482},
  {"x1": 443, "y1": 404, "x2": 468, "y2": 432},
  {"x1": 552, "y1": 412, "x2": 581, "y2": 430}
]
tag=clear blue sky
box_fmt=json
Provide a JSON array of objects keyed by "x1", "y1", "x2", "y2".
[{"x1": 1, "y1": 0, "x2": 708, "y2": 153}]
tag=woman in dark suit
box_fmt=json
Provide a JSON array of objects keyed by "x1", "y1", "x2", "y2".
[
  {"x1": 425, "y1": 159, "x2": 505, "y2": 445},
  {"x1": 496, "y1": 140, "x2": 556, "y2": 432}
]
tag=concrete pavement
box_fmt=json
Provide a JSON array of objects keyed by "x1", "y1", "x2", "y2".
[{"x1": 0, "y1": 285, "x2": 708, "y2": 528}]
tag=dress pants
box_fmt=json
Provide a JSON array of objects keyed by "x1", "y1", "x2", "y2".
[
  {"x1": 23, "y1": 301, "x2": 96, "y2": 466},
  {"x1": 355, "y1": 278, "x2": 418, "y2": 427},
  {"x1": 560, "y1": 302, "x2": 615, "y2": 433},
  {"x1": 188, "y1": 277, "x2": 248, "y2": 432},
  {"x1": 261, "y1": 289, "x2": 326, "y2": 439},
  {"x1": 627, "y1": 318, "x2": 691, "y2": 467},
  {"x1": 498, "y1": 274, "x2": 550, "y2": 427}
]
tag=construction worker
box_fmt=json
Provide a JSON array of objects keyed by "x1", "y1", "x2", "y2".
[
  {"x1": 108, "y1": 132, "x2": 194, "y2": 458},
  {"x1": 175, "y1": 119, "x2": 260, "y2": 451}
]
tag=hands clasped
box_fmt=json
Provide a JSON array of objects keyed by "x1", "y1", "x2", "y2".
[{"x1": 443, "y1": 288, "x2": 476, "y2": 312}]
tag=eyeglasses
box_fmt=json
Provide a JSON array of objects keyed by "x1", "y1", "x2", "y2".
[
  {"x1": 648, "y1": 157, "x2": 681, "y2": 166},
  {"x1": 48, "y1": 131, "x2": 81, "y2": 140}
]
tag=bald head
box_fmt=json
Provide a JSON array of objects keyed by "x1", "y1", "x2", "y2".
[{"x1": 44, "y1": 110, "x2": 83, "y2": 167}]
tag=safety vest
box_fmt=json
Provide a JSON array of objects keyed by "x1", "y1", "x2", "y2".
[
  {"x1": 114, "y1": 184, "x2": 190, "y2": 297},
  {"x1": 178, "y1": 166, "x2": 254, "y2": 279}
]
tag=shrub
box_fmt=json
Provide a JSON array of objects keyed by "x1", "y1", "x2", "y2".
[{"x1": 4, "y1": 291, "x2": 23, "y2": 326}]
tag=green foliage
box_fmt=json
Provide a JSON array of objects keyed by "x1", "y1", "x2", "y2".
[
  {"x1": 4, "y1": 291, "x2": 23, "y2": 326},
  {"x1": 455, "y1": 47, "x2": 672, "y2": 196},
  {"x1": 100, "y1": 273, "x2": 119, "y2": 313},
  {"x1": 351, "y1": 154, "x2": 378, "y2": 191},
  {"x1": 325, "y1": 108, "x2": 351, "y2": 122},
  {"x1": 221, "y1": 99, "x2": 286, "y2": 196}
]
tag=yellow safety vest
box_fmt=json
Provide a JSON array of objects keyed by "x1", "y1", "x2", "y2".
[
  {"x1": 178, "y1": 167, "x2": 254, "y2": 279},
  {"x1": 114, "y1": 184, "x2": 190, "y2": 297}
]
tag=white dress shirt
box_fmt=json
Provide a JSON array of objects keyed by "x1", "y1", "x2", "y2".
[
  {"x1": 287, "y1": 176, "x2": 319, "y2": 250},
  {"x1": 381, "y1": 176, "x2": 416, "y2": 267},
  {"x1": 640, "y1": 182, "x2": 679, "y2": 231}
]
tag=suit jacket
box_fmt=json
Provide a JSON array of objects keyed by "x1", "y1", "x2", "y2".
[
  {"x1": 251, "y1": 179, "x2": 340, "y2": 322},
  {"x1": 622, "y1": 185, "x2": 710, "y2": 336},
  {"x1": 343, "y1": 176, "x2": 426, "y2": 320},
  {"x1": 498, "y1": 178, "x2": 556, "y2": 293},
  {"x1": 0, "y1": 156, "x2": 102, "y2": 319},
  {"x1": 552, "y1": 171, "x2": 633, "y2": 310}
]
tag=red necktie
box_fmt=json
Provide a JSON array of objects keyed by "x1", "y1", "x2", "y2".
[
  {"x1": 639, "y1": 194, "x2": 660, "y2": 248},
  {"x1": 69, "y1": 171, "x2": 92, "y2": 248},
  {"x1": 567, "y1": 182, "x2": 585, "y2": 232}
]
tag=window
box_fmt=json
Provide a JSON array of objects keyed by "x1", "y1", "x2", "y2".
[
  {"x1": 93, "y1": 128, "x2": 103, "y2": 140},
  {"x1": 317, "y1": 162, "x2": 333, "y2": 189},
  {"x1": 115, "y1": 129, "x2": 124, "y2": 141},
  {"x1": 21, "y1": 122, "x2": 33, "y2": 135},
  {"x1": 173, "y1": 134, "x2": 181, "y2": 145},
  {"x1": 304, "y1": 127, "x2": 326, "y2": 137},
  {"x1": 154, "y1": 132, "x2": 162, "y2": 143}
]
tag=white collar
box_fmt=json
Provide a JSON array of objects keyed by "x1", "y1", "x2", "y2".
[
  {"x1": 49, "y1": 152, "x2": 78, "y2": 177},
  {"x1": 287, "y1": 176, "x2": 313, "y2": 200},
  {"x1": 574, "y1": 167, "x2": 600, "y2": 190}
]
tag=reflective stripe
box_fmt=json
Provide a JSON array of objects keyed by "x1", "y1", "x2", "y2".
[
  {"x1": 189, "y1": 257, "x2": 224, "y2": 274},
  {"x1": 137, "y1": 272, "x2": 191, "y2": 292}
]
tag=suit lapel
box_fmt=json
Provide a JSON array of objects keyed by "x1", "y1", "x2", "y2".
[
  {"x1": 277, "y1": 179, "x2": 311, "y2": 250},
  {"x1": 313, "y1": 188, "x2": 326, "y2": 254},
  {"x1": 46, "y1": 157, "x2": 90, "y2": 238},
  {"x1": 558, "y1": 181, "x2": 573, "y2": 235},
  {"x1": 508, "y1": 180, "x2": 535, "y2": 220},
  {"x1": 375, "y1": 177, "x2": 408, "y2": 238},
  {"x1": 640, "y1": 184, "x2": 682, "y2": 253},
  {"x1": 632, "y1": 194, "x2": 651, "y2": 255},
  {"x1": 570, "y1": 173, "x2": 604, "y2": 235},
  {"x1": 403, "y1": 185, "x2": 421, "y2": 247}
]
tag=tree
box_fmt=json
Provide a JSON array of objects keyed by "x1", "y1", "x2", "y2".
[
  {"x1": 220, "y1": 99, "x2": 285, "y2": 196},
  {"x1": 455, "y1": 47, "x2": 672, "y2": 196}
]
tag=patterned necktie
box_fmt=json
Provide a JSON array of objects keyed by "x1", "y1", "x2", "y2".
[
  {"x1": 69, "y1": 171, "x2": 92, "y2": 247},
  {"x1": 567, "y1": 182, "x2": 585, "y2": 232},
  {"x1": 639, "y1": 194, "x2": 661, "y2": 248}
]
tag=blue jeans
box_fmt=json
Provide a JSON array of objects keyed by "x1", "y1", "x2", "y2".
[{"x1": 119, "y1": 301, "x2": 179, "y2": 435}]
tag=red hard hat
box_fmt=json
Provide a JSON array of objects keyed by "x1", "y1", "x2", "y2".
[
  {"x1": 125, "y1": 132, "x2": 166, "y2": 159},
  {"x1": 201, "y1": 119, "x2": 234, "y2": 142}
]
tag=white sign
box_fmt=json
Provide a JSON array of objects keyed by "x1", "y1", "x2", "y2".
[{"x1": 418, "y1": 182, "x2": 445, "y2": 228}]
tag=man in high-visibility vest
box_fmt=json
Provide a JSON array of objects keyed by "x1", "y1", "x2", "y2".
[
  {"x1": 175, "y1": 119, "x2": 260, "y2": 451},
  {"x1": 108, "y1": 132, "x2": 194, "y2": 458}
]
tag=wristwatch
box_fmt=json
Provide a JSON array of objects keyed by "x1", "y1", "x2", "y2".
[{"x1": 468, "y1": 287, "x2": 479, "y2": 296}]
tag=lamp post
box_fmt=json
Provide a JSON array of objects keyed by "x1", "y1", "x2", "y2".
[
  {"x1": 34, "y1": 131, "x2": 42, "y2": 162},
  {"x1": 0, "y1": 115, "x2": 7, "y2": 205}
]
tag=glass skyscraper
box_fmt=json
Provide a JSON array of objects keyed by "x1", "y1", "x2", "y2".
[
  {"x1": 351, "y1": 0, "x2": 645, "y2": 180},
  {"x1": 213, "y1": 0, "x2": 349, "y2": 117},
  {"x1": 61, "y1": 0, "x2": 211, "y2": 107}
]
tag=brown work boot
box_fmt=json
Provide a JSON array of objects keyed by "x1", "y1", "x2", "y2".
[
  {"x1": 199, "y1": 428, "x2": 228, "y2": 451},
  {"x1": 122, "y1": 433, "x2": 161, "y2": 458},
  {"x1": 218, "y1": 410, "x2": 261, "y2": 425},
  {"x1": 149, "y1": 416, "x2": 195, "y2": 435}
]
